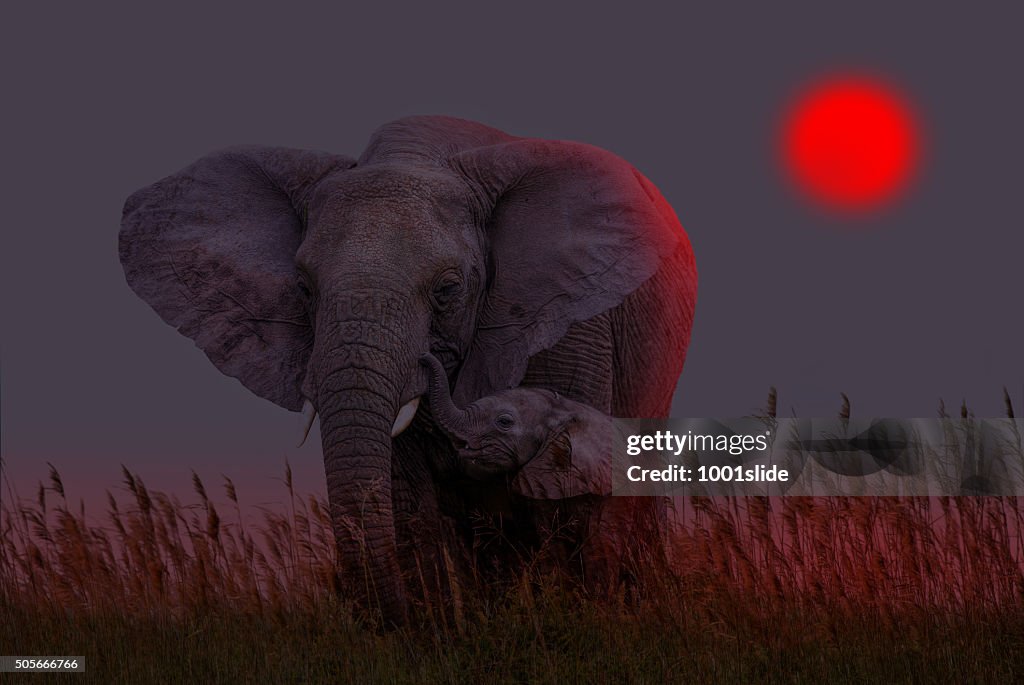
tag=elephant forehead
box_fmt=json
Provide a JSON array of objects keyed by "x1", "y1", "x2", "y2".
[
  {"x1": 491, "y1": 387, "x2": 549, "y2": 410},
  {"x1": 310, "y1": 165, "x2": 472, "y2": 218},
  {"x1": 303, "y1": 171, "x2": 477, "y2": 253}
]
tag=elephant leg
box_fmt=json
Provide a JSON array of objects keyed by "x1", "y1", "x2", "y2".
[
  {"x1": 525, "y1": 500, "x2": 580, "y2": 576},
  {"x1": 391, "y1": 423, "x2": 459, "y2": 609},
  {"x1": 578, "y1": 500, "x2": 628, "y2": 596},
  {"x1": 577, "y1": 495, "x2": 668, "y2": 599},
  {"x1": 520, "y1": 311, "x2": 614, "y2": 412},
  {"x1": 514, "y1": 314, "x2": 615, "y2": 574}
]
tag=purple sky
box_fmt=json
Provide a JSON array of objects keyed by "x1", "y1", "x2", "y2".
[{"x1": 3, "y1": 4, "x2": 1022, "y2": 510}]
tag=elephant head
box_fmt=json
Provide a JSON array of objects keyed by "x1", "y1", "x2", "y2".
[
  {"x1": 421, "y1": 353, "x2": 613, "y2": 498},
  {"x1": 119, "y1": 116, "x2": 688, "y2": 624}
]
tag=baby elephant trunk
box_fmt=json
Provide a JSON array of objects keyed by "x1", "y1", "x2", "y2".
[{"x1": 420, "y1": 354, "x2": 471, "y2": 440}]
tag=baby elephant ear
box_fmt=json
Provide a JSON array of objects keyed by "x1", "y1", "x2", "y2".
[
  {"x1": 119, "y1": 146, "x2": 355, "y2": 411},
  {"x1": 511, "y1": 416, "x2": 613, "y2": 499}
]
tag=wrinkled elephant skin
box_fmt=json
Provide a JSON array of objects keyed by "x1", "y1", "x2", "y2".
[{"x1": 119, "y1": 116, "x2": 697, "y2": 625}]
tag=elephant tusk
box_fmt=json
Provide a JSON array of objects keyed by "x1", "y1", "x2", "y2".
[
  {"x1": 391, "y1": 397, "x2": 421, "y2": 437},
  {"x1": 297, "y1": 400, "x2": 317, "y2": 447}
]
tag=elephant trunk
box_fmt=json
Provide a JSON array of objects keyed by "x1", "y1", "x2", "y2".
[
  {"x1": 314, "y1": 302, "x2": 420, "y2": 627},
  {"x1": 421, "y1": 353, "x2": 471, "y2": 440}
]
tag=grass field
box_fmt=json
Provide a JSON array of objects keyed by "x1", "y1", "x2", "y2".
[{"x1": 2, "y1": 396, "x2": 1023, "y2": 683}]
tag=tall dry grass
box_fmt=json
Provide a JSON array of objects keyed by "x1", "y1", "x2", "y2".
[
  {"x1": 665, "y1": 388, "x2": 1024, "y2": 622},
  {"x1": 0, "y1": 461, "x2": 340, "y2": 620},
  {"x1": 1, "y1": 391, "x2": 1023, "y2": 681}
]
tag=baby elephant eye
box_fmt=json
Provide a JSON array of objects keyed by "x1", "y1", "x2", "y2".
[{"x1": 495, "y1": 413, "x2": 515, "y2": 431}]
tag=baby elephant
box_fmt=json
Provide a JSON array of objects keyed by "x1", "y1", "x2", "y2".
[{"x1": 420, "y1": 354, "x2": 661, "y2": 593}]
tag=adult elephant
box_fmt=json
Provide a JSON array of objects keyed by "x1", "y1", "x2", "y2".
[{"x1": 119, "y1": 116, "x2": 697, "y2": 625}]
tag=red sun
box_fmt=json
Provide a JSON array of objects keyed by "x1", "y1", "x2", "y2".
[{"x1": 780, "y1": 74, "x2": 922, "y2": 213}]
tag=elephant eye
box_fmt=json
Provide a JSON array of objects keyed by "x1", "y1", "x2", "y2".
[
  {"x1": 431, "y1": 273, "x2": 463, "y2": 311},
  {"x1": 495, "y1": 413, "x2": 515, "y2": 431},
  {"x1": 296, "y1": 276, "x2": 314, "y2": 304}
]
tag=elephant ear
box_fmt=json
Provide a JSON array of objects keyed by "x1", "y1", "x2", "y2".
[
  {"x1": 119, "y1": 146, "x2": 355, "y2": 411},
  {"x1": 451, "y1": 139, "x2": 685, "y2": 404},
  {"x1": 511, "y1": 415, "x2": 613, "y2": 499}
]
